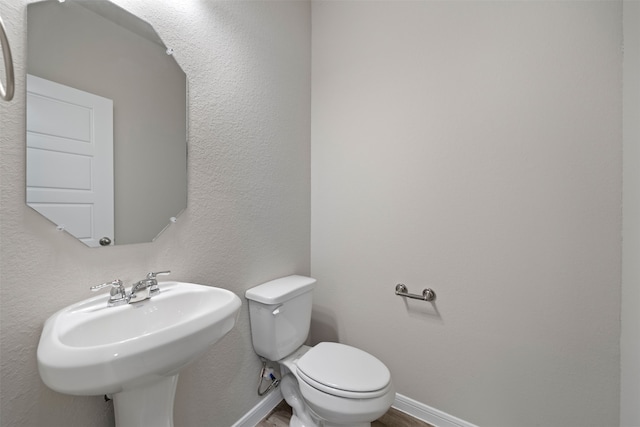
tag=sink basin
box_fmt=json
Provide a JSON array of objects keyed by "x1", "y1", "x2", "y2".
[{"x1": 37, "y1": 281, "x2": 241, "y2": 426}]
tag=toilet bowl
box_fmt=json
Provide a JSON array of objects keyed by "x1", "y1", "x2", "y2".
[
  {"x1": 281, "y1": 344, "x2": 395, "y2": 427},
  {"x1": 245, "y1": 275, "x2": 395, "y2": 427}
]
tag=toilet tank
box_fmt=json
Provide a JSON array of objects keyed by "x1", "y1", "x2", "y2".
[{"x1": 245, "y1": 275, "x2": 316, "y2": 361}]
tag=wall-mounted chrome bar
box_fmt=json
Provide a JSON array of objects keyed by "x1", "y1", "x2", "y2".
[
  {"x1": 0, "y1": 14, "x2": 15, "y2": 102},
  {"x1": 395, "y1": 284, "x2": 436, "y2": 302}
]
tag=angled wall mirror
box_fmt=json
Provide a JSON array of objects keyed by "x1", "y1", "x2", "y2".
[{"x1": 26, "y1": 0, "x2": 187, "y2": 247}]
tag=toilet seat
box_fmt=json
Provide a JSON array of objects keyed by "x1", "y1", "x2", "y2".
[{"x1": 296, "y1": 342, "x2": 391, "y2": 399}]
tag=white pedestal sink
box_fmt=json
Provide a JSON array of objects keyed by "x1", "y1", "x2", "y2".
[{"x1": 37, "y1": 282, "x2": 241, "y2": 427}]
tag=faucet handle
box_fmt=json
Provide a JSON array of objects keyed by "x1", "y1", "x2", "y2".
[
  {"x1": 90, "y1": 279, "x2": 128, "y2": 307},
  {"x1": 146, "y1": 270, "x2": 171, "y2": 280},
  {"x1": 91, "y1": 279, "x2": 124, "y2": 293},
  {"x1": 146, "y1": 271, "x2": 170, "y2": 296}
]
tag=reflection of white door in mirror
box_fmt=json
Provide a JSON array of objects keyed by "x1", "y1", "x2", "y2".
[{"x1": 26, "y1": 75, "x2": 114, "y2": 247}]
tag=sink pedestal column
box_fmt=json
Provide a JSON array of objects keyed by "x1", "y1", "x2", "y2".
[{"x1": 113, "y1": 375, "x2": 179, "y2": 427}]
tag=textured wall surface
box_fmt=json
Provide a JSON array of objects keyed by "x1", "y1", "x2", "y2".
[
  {"x1": 0, "y1": 1, "x2": 311, "y2": 426},
  {"x1": 311, "y1": 2, "x2": 622, "y2": 427}
]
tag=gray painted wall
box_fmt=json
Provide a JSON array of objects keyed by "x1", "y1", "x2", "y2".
[
  {"x1": 0, "y1": 0, "x2": 311, "y2": 425},
  {"x1": 621, "y1": 1, "x2": 640, "y2": 425},
  {"x1": 311, "y1": 2, "x2": 622, "y2": 426}
]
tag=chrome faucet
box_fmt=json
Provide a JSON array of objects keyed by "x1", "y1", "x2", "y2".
[
  {"x1": 90, "y1": 271, "x2": 171, "y2": 307},
  {"x1": 90, "y1": 279, "x2": 128, "y2": 307},
  {"x1": 129, "y1": 271, "x2": 171, "y2": 304}
]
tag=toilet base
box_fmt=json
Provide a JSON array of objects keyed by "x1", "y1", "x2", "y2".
[{"x1": 281, "y1": 374, "x2": 317, "y2": 427}]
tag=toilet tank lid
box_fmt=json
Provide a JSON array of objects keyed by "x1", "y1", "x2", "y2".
[{"x1": 245, "y1": 275, "x2": 316, "y2": 305}]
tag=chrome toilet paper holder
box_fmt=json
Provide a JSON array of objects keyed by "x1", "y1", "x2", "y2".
[{"x1": 395, "y1": 284, "x2": 436, "y2": 302}]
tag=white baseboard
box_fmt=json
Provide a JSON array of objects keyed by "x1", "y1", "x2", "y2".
[
  {"x1": 230, "y1": 389, "x2": 477, "y2": 427},
  {"x1": 230, "y1": 388, "x2": 283, "y2": 427},
  {"x1": 393, "y1": 394, "x2": 478, "y2": 427}
]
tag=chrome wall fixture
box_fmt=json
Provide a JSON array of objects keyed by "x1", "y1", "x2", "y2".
[
  {"x1": 395, "y1": 284, "x2": 436, "y2": 302},
  {"x1": 0, "y1": 14, "x2": 15, "y2": 102}
]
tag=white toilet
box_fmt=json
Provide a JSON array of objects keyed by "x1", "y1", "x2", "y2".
[{"x1": 245, "y1": 275, "x2": 395, "y2": 427}]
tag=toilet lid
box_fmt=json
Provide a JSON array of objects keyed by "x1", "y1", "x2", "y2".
[{"x1": 296, "y1": 342, "x2": 391, "y2": 396}]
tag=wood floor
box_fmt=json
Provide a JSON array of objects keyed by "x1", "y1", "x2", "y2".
[{"x1": 256, "y1": 401, "x2": 434, "y2": 427}]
